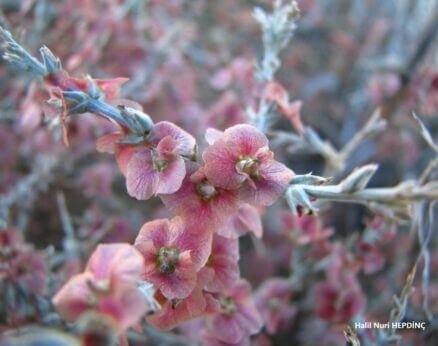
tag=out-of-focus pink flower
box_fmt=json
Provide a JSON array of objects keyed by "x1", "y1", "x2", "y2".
[
  {"x1": 0, "y1": 228, "x2": 47, "y2": 296},
  {"x1": 207, "y1": 92, "x2": 246, "y2": 130},
  {"x1": 417, "y1": 69, "x2": 438, "y2": 116},
  {"x1": 134, "y1": 217, "x2": 212, "y2": 299},
  {"x1": 263, "y1": 81, "x2": 303, "y2": 135},
  {"x1": 80, "y1": 162, "x2": 115, "y2": 198},
  {"x1": 147, "y1": 268, "x2": 220, "y2": 330},
  {"x1": 281, "y1": 212, "x2": 333, "y2": 245},
  {"x1": 327, "y1": 243, "x2": 361, "y2": 282},
  {"x1": 160, "y1": 163, "x2": 239, "y2": 228},
  {"x1": 329, "y1": 30, "x2": 356, "y2": 54},
  {"x1": 356, "y1": 241, "x2": 385, "y2": 274},
  {"x1": 205, "y1": 234, "x2": 240, "y2": 292},
  {"x1": 216, "y1": 204, "x2": 263, "y2": 239},
  {"x1": 365, "y1": 216, "x2": 397, "y2": 242},
  {"x1": 367, "y1": 73, "x2": 401, "y2": 105},
  {"x1": 206, "y1": 280, "x2": 263, "y2": 344},
  {"x1": 0, "y1": 228, "x2": 21, "y2": 248},
  {"x1": 255, "y1": 278, "x2": 296, "y2": 334},
  {"x1": 210, "y1": 57, "x2": 254, "y2": 92},
  {"x1": 179, "y1": 318, "x2": 205, "y2": 342},
  {"x1": 53, "y1": 243, "x2": 147, "y2": 331},
  {"x1": 313, "y1": 275, "x2": 365, "y2": 323},
  {"x1": 18, "y1": 84, "x2": 44, "y2": 133},
  {"x1": 203, "y1": 124, "x2": 294, "y2": 206}
]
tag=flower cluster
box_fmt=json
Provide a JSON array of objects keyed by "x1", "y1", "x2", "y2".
[{"x1": 52, "y1": 91, "x2": 294, "y2": 343}]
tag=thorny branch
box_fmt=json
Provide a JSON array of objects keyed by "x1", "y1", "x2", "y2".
[
  {"x1": 0, "y1": 26, "x2": 154, "y2": 142},
  {"x1": 285, "y1": 163, "x2": 438, "y2": 221},
  {"x1": 286, "y1": 110, "x2": 438, "y2": 222}
]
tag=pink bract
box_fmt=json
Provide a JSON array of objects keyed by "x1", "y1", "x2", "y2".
[
  {"x1": 203, "y1": 124, "x2": 294, "y2": 206},
  {"x1": 97, "y1": 120, "x2": 196, "y2": 200},
  {"x1": 313, "y1": 275, "x2": 366, "y2": 323},
  {"x1": 206, "y1": 279, "x2": 263, "y2": 344},
  {"x1": 160, "y1": 162, "x2": 239, "y2": 228},
  {"x1": 216, "y1": 204, "x2": 263, "y2": 239},
  {"x1": 52, "y1": 243, "x2": 147, "y2": 331},
  {"x1": 147, "y1": 268, "x2": 220, "y2": 331},
  {"x1": 149, "y1": 121, "x2": 197, "y2": 156},
  {"x1": 126, "y1": 137, "x2": 186, "y2": 200},
  {"x1": 255, "y1": 278, "x2": 296, "y2": 334},
  {"x1": 205, "y1": 234, "x2": 240, "y2": 292},
  {"x1": 281, "y1": 212, "x2": 333, "y2": 245},
  {"x1": 134, "y1": 218, "x2": 212, "y2": 299}
]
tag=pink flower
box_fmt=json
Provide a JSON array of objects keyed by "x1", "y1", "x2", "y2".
[
  {"x1": 356, "y1": 241, "x2": 385, "y2": 274},
  {"x1": 148, "y1": 121, "x2": 197, "y2": 156},
  {"x1": 209, "y1": 57, "x2": 254, "y2": 92},
  {"x1": 80, "y1": 162, "x2": 115, "y2": 198},
  {"x1": 0, "y1": 228, "x2": 47, "y2": 296},
  {"x1": 263, "y1": 81, "x2": 303, "y2": 135},
  {"x1": 53, "y1": 243, "x2": 147, "y2": 331},
  {"x1": 203, "y1": 124, "x2": 294, "y2": 206},
  {"x1": 97, "y1": 121, "x2": 196, "y2": 200},
  {"x1": 147, "y1": 269, "x2": 220, "y2": 330},
  {"x1": 126, "y1": 136, "x2": 186, "y2": 200},
  {"x1": 206, "y1": 280, "x2": 263, "y2": 344},
  {"x1": 207, "y1": 91, "x2": 246, "y2": 129},
  {"x1": 96, "y1": 132, "x2": 136, "y2": 175},
  {"x1": 134, "y1": 217, "x2": 212, "y2": 299},
  {"x1": 160, "y1": 162, "x2": 239, "y2": 228},
  {"x1": 313, "y1": 275, "x2": 365, "y2": 323},
  {"x1": 281, "y1": 212, "x2": 333, "y2": 245},
  {"x1": 255, "y1": 278, "x2": 296, "y2": 334},
  {"x1": 367, "y1": 73, "x2": 400, "y2": 105},
  {"x1": 205, "y1": 234, "x2": 240, "y2": 292},
  {"x1": 216, "y1": 204, "x2": 263, "y2": 239}
]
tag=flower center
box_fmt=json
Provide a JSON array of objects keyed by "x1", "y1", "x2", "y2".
[
  {"x1": 87, "y1": 279, "x2": 111, "y2": 294},
  {"x1": 219, "y1": 296, "x2": 237, "y2": 315},
  {"x1": 151, "y1": 148, "x2": 169, "y2": 172},
  {"x1": 157, "y1": 246, "x2": 180, "y2": 274},
  {"x1": 236, "y1": 156, "x2": 259, "y2": 180},
  {"x1": 153, "y1": 159, "x2": 169, "y2": 172},
  {"x1": 85, "y1": 279, "x2": 111, "y2": 306},
  {"x1": 195, "y1": 181, "x2": 218, "y2": 201},
  {"x1": 268, "y1": 298, "x2": 281, "y2": 312}
]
